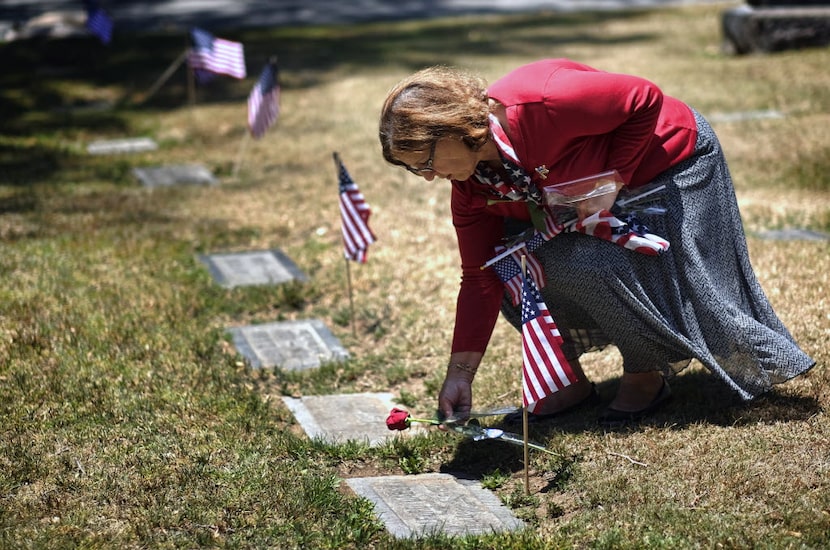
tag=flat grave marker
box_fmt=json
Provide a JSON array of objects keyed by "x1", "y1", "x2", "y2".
[
  {"x1": 707, "y1": 109, "x2": 784, "y2": 123},
  {"x1": 345, "y1": 473, "x2": 524, "y2": 539},
  {"x1": 282, "y1": 392, "x2": 423, "y2": 446},
  {"x1": 133, "y1": 164, "x2": 217, "y2": 188},
  {"x1": 87, "y1": 137, "x2": 158, "y2": 155},
  {"x1": 198, "y1": 249, "x2": 307, "y2": 288},
  {"x1": 228, "y1": 319, "x2": 348, "y2": 371},
  {"x1": 755, "y1": 228, "x2": 830, "y2": 241}
]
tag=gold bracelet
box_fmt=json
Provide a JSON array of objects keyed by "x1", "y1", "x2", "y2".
[{"x1": 448, "y1": 362, "x2": 478, "y2": 375}]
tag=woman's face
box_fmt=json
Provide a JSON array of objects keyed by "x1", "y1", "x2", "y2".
[{"x1": 397, "y1": 138, "x2": 480, "y2": 182}]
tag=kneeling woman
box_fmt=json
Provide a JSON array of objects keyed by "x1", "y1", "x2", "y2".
[{"x1": 379, "y1": 59, "x2": 814, "y2": 426}]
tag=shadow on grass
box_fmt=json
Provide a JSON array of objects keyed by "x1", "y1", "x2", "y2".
[
  {"x1": 437, "y1": 369, "x2": 820, "y2": 481},
  {"x1": 0, "y1": 9, "x2": 654, "y2": 185},
  {"x1": 544, "y1": 369, "x2": 821, "y2": 434},
  {"x1": 441, "y1": 437, "x2": 526, "y2": 478},
  {"x1": 461, "y1": 368, "x2": 822, "y2": 442}
]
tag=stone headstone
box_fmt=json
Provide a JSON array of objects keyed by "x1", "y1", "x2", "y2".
[
  {"x1": 345, "y1": 473, "x2": 524, "y2": 539},
  {"x1": 133, "y1": 164, "x2": 217, "y2": 187},
  {"x1": 198, "y1": 250, "x2": 307, "y2": 288},
  {"x1": 723, "y1": 3, "x2": 830, "y2": 54},
  {"x1": 228, "y1": 319, "x2": 348, "y2": 370},
  {"x1": 282, "y1": 392, "x2": 423, "y2": 446},
  {"x1": 87, "y1": 137, "x2": 158, "y2": 155}
]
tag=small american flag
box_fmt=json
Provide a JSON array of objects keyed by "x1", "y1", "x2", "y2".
[
  {"x1": 248, "y1": 60, "x2": 280, "y2": 139},
  {"x1": 521, "y1": 273, "x2": 578, "y2": 412},
  {"x1": 335, "y1": 153, "x2": 376, "y2": 263},
  {"x1": 84, "y1": 0, "x2": 113, "y2": 45},
  {"x1": 492, "y1": 244, "x2": 545, "y2": 306},
  {"x1": 188, "y1": 28, "x2": 246, "y2": 83}
]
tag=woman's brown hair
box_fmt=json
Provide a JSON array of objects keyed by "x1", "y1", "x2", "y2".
[{"x1": 379, "y1": 66, "x2": 490, "y2": 167}]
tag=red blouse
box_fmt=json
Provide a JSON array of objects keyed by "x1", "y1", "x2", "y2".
[{"x1": 451, "y1": 59, "x2": 698, "y2": 353}]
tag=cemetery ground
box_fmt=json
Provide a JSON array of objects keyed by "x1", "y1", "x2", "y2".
[{"x1": 1, "y1": 3, "x2": 829, "y2": 548}]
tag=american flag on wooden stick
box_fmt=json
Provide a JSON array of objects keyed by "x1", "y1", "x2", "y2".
[
  {"x1": 335, "y1": 153, "x2": 376, "y2": 263},
  {"x1": 248, "y1": 59, "x2": 280, "y2": 139},
  {"x1": 188, "y1": 28, "x2": 246, "y2": 83},
  {"x1": 521, "y1": 272, "x2": 578, "y2": 412},
  {"x1": 492, "y1": 243, "x2": 545, "y2": 306}
]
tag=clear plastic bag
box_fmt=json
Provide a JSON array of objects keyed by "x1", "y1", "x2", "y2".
[{"x1": 542, "y1": 170, "x2": 624, "y2": 220}]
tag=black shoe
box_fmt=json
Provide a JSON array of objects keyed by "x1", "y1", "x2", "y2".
[
  {"x1": 503, "y1": 383, "x2": 600, "y2": 425},
  {"x1": 598, "y1": 379, "x2": 672, "y2": 428}
]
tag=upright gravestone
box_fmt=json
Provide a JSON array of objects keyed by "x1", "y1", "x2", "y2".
[
  {"x1": 198, "y1": 249, "x2": 307, "y2": 288},
  {"x1": 133, "y1": 164, "x2": 217, "y2": 188},
  {"x1": 723, "y1": 1, "x2": 830, "y2": 54},
  {"x1": 345, "y1": 473, "x2": 524, "y2": 539},
  {"x1": 228, "y1": 319, "x2": 348, "y2": 370}
]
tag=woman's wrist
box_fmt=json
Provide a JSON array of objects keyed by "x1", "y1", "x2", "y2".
[
  {"x1": 448, "y1": 362, "x2": 477, "y2": 375},
  {"x1": 447, "y1": 361, "x2": 477, "y2": 381}
]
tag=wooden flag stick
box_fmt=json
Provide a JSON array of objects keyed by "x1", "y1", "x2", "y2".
[
  {"x1": 232, "y1": 130, "x2": 251, "y2": 179},
  {"x1": 186, "y1": 46, "x2": 197, "y2": 106},
  {"x1": 344, "y1": 256, "x2": 357, "y2": 337},
  {"x1": 140, "y1": 48, "x2": 188, "y2": 105},
  {"x1": 521, "y1": 254, "x2": 530, "y2": 496}
]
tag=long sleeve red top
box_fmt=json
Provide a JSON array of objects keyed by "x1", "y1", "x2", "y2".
[{"x1": 451, "y1": 59, "x2": 698, "y2": 354}]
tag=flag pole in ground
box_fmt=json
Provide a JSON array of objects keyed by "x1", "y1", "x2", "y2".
[
  {"x1": 345, "y1": 256, "x2": 357, "y2": 337},
  {"x1": 231, "y1": 131, "x2": 251, "y2": 180},
  {"x1": 521, "y1": 254, "x2": 531, "y2": 496},
  {"x1": 187, "y1": 54, "x2": 196, "y2": 105},
  {"x1": 140, "y1": 49, "x2": 189, "y2": 105}
]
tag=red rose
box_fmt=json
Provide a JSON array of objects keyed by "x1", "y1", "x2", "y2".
[{"x1": 386, "y1": 408, "x2": 411, "y2": 431}]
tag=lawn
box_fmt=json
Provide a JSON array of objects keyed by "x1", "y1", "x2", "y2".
[{"x1": 1, "y1": 2, "x2": 828, "y2": 548}]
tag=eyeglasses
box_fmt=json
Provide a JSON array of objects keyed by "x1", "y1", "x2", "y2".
[{"x1": 403, "y1": 142, "x2": 436, "y2": 175}]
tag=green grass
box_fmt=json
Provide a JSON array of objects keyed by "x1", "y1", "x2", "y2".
[{"x1": 2, "y1": 3, "x2": 829, "y2": 548}]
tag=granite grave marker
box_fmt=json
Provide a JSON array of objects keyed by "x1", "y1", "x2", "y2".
[
  {"x1": 345, "y1": 473, "x2": 524, "y2": 539},
  {"x1": 755, "y1": 228, "x2": 830, "y2": 241},
  {"x1": 282, "y1": 392, "x2": 422, "y2": 446},
  {"x1": 87, "y1": 137, "x2": 158, "y2": 155},
  {"x1": 228, "y1": 319, "x2": 348, "y2": 371},
  {"x1": 133, "y1": 164, "x2": 217, "y2": 188},
  {"x1": 198, "y1": 249, "x2": 307, "y2": 288}
]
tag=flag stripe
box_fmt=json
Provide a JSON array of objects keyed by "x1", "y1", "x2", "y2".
[
  {"x1": 340, "y1": 194, "x2": 374, "y2": 250},
  {"x1": 488, "y1": 114, "x2": 520, "y2": 165}
]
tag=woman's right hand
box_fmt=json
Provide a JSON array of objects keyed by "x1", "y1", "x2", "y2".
[{"x1": 437, "y1": 371, "x2": 473, "y2": 430}]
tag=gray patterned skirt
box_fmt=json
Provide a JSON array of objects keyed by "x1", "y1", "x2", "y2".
[{"x1": 500, "y1": 110, "x2": 815, "y2": 400}]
